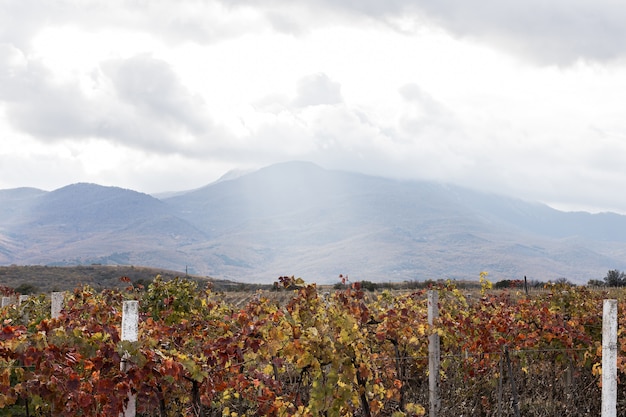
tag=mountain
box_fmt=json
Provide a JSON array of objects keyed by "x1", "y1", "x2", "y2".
[
  {"x1": 1, "y1": 162, "x2": 626, "y2": 284},
  {"x1": 163, "y1": 162, "x2": 626, "y2": 283},
  {"x1": 1, "y1": 183, "x2": 207, "y2": 268}
]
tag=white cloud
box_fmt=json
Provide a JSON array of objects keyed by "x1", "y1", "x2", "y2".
[
  {"x1": 292, "y1": 73, "x2": 343, "y2": 108},
  {"x1": 405, "y1": 0, "x2": 626, "y2": 65},
  {"x1": 225, "y1": 0, "x2": 626, "y2": 65},
  {"x1": 102, "y1": 54, "x2": 213, "y2": 137}
]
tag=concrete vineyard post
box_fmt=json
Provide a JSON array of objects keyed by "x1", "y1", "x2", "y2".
[
  {"x1": 428, "y1": 290, "x2": 440, "y2": 417},
  {"x1": 120, "y1": 300, "x2": 139, "y2": 417},
  {"x1": 602, "y1": 299, "x2": 617, "y2": 417},
  {"x1": 1, "y1": 297, "x2": 12, "y2": 308},
  {"x1": 51, "y1": 292, "x2": 63, "y2": 319}
]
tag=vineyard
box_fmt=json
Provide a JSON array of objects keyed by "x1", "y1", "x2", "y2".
[{"x1": 0, "y1": 274, "x2": 623, "y2": 416}]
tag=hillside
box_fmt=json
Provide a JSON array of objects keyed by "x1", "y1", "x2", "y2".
[
  {"x1": 0, "y1": 183, "x2": 207, "y2": 267},
  {"x1": 2, "y1": 161, "x2": 626, "y2": 284},
  {"x1": 163, "y1": 162, "x2": 626, "y2": 283},
  {"x1": 0, "y1": 265, "x2": 273, "y2": 294}
]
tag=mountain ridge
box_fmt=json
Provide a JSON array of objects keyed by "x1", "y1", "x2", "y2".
[{"x1": 1, "y1": 161, "x2": 625, "y2": 284}]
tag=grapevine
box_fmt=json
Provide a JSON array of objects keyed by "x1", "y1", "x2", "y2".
[{"x1": 0, "y1": 274, "x2": 622, "y2": 416}]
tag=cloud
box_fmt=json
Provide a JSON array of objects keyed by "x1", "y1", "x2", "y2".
[
  {"x1": 327, "y1": 0, "x2": 626, "y2": 65},
  {"x1": 218, "y1": 0, "x2": 626, "y2": 65},
  {"x1": 0, "y1": 1, "x2": 268, "y2": 53},
  {"x1": 397, "y1": 83, "x2": 456, "y2": 136},
  {"x1": 4, "y1": 0, "x2": 626, "y2": 66},
  {"x1": 5, "y1": 1, "x2": 624, "y2": 66},
  {"x1": 102, "y1": 54, "x2": 210, "y2": 136},
  {"x1": 0, "y1": 1, "x2": 55, "y2": 50},
  {"x1": 405, "y1": 0, "x2": 626, "y2": 65},
  {"x1": 0, "y1": 46, "x2": 98, "y2": 139},
  {"x1": 292, "y1": 73, "x2": 343, "y2": 108},
  {"x1": 0, "y1": 48, "x2": 226, "y2": 157},
  {"x1": 246, "y1": 78, "x2": 474, "y2": 183}
]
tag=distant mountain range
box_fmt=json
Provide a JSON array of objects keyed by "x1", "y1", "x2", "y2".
[{"x1": 1, "y1": 161, "x2": 625, "y2": 284}]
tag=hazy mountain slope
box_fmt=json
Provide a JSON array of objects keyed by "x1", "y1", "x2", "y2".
[
  {"x1": 5, "y1": 183, "x2": 207, "y2": 268},
  {"x1": 166, "y1": 161, "x2": 474, "y2": 237},
  {"x1": 446, "y1": 186, "x2": 626, "y2": 242},
  {"x1": 2, "y1": 162, "x2": 626, "y2": 284},
  {"x1": 163, "y1": 161, "x2": 626, "y2": 283},
  {"x1": 0, "y1": 188, "x2": 48, "y2": 263},
  {"x1": 0, "y1": 233, "x2": 16, "y2": 263},
  {"x1": 0, "y1": 187, "x2": 47, "y2": 227},
  {"x1": 16, "y1": 183, "x2": 172, "y2": 231}
]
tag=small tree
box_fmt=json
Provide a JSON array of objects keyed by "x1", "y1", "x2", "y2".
[
  {"x1": 15, "y1": 283, "x2": 39, "y2": 295},
  {"x1": 555, "y1": 277, "x2": 575, "y2": 286},
  {"x1": 494, "y1": 279, "x2": 523, "y2": 289},
  {"x1": 603, "y1": 269, "x2": 626, "y2": 287}
]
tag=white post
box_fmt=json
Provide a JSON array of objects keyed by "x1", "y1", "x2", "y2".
[
  {"x1": 120, "y1": 300, "x2": 138, "y2": 417},
  {"x1": 1, "y1": 296, "x2": 12, "y2": 308},
  {"x1": 18, "y1": 295, "x2": 29, "y2": 305},
  {"x1": 428, "y1": 290, "x2": 440, "y2": 417},
  {"x1": 121, "y1": 301, "x2": 139, "y2": 343},
  {"x1": 602, "y1": 299, "x2": 618, "y2": 417},
  {"x1": 51, "y1": 292, "x2": 63, "y2": 318}
]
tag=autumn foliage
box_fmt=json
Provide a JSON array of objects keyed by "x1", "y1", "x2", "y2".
[{"x1": 0, "y1": 274, "x2": 621, "y2": 416}]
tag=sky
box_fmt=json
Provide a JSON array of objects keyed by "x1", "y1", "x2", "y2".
[{"x1": 2, "y1": 1, "x2": 626, "y2": 213}]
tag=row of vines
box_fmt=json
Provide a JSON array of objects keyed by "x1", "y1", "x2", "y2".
[{"x1": 0, "y1": 274, "x2": 623, "y2": 416}]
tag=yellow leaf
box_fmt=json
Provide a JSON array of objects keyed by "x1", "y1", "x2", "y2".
[
  {"x1": 406, "y1": 402, "x2": 426, "y2": 416},
  {"x1": 592, "y1": 362, "x2": 602, "y2": 376},
  {"x1": 306, "y1": 327, "x2": 319, "y2": 338},
  {"x1": 263, "y1": 363, "x2": 275, "y2": 376}
]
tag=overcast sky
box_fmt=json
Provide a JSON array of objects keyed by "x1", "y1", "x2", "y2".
[{"x1": 2, "y1": 1, "x2": 626, "y2": 213}]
